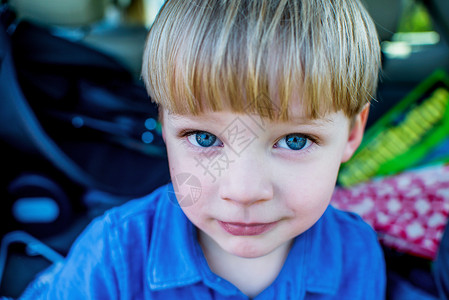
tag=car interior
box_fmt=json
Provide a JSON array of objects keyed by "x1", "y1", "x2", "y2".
[{"x1": 0, "y1": 0, "x2": 448, "y2": 299}]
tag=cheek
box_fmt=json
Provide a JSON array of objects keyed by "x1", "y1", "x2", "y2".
[
  {"x1": 165, "y1": 144, "x2": 219, "y2": 213},
  {"x1": 282, "y1": 178, "x2": 334, "y2": 211},
  {"x1": 281, "y1": 179, "x2": 335, "y2": 234},
  {"x1": 166, "y1": 144, "x2": 215, "y2": 182},
  {"x1": 281, "y1": 155, "x2": 341, "y2": 192},
  {"x1": 166, "y1": 145, "x2": 197, "y2": 178},
  {"x1": 278, "y1": 158, "x2": 341, "y2": 217}
]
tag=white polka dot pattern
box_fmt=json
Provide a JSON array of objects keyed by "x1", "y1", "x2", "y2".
[{"x1": 332, "y1": 164, "x2": 449, "y2": 259}]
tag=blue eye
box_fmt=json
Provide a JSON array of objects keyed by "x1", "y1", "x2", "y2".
[
  {"x1": 187, "y1": 131, "x2": 222, "y2": 147},
  {"x1": 276, "y1": 134, "x2": 311, "y2": 150}
]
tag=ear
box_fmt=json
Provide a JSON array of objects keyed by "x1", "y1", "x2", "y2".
[{"x1": 341, "y1": 104, "x2": 370, "y2": 163}]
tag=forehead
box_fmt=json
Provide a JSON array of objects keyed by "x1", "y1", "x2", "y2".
[
  {"x1": 163, "y1": 107, "x2": 346, "y2": 129},
  {"x1": 166, "y1": 86, "x2": 341, "y2": 120},
  {"x1": 162, "y1": 84, "x2": 340, "y2": 123}
]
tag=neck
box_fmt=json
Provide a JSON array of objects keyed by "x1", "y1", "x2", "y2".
[{"x1": 199, "y1": 232, "x2": 292, "y2": 298}]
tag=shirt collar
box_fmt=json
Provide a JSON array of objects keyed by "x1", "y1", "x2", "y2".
[
  {"x1": 303, "y1": 206, "x2": 343, "y2": 294},
  {"x1": 147, "y1": 184, "x2": 342, "y2": 296},
  {"x1": 147, "y1": 184, "x2": 245, "y2": 296},
  {"x1": 260, "y1": 207, "x2": 342, "y2": 297},
  {"x1": 147, "y1": 184, "x2": 202, "y2": 290}
]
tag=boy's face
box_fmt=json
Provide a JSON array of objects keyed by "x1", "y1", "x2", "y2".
[{"x1": 162, "y1": 104, "x2": 367, "y2": 259}]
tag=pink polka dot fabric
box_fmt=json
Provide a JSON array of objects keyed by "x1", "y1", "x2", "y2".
[{"x1": 332, "y1": 164, "x2": 449, "y2": 259}]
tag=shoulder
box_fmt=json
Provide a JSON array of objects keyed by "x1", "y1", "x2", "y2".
[
  {"x1": 319, "y1": 205, "x2": 384, "y2": 265},
  {"x1": 304, "y1": 205, "x2": 386, "y2": 298},
  {"x1": 321, "y1": 205, "x2": 379, "y2": 246},
  {"x1": 80, "y1": 183, "x2": 171, "y2": 256},
  {"x1": 72, "y1": 184, "x2": 168, "y2": 245},
  {"x1": 46, "y1": 183, "x2": 173, "y2": 270},
  {"x1": 66, "y1": 183, "x2": 170, "y2": 257},
  {"x1": 18, "y1": 184, "x2": 171, "y2": 299},
  {"x1": 105, "y1": 183, "x2": 169, "y2": 225},
  {"x1": 324, "y1": 205, "x2": 386, "y2": 297}
]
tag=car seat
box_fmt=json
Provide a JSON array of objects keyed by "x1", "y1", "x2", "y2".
[{"x1": 0, "y1": 2, "x2": 170, "y2": 295}]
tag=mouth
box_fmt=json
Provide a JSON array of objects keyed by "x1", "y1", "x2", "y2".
[{"x1": 218, "y1": 221, "x2": 278, "y2": 236}]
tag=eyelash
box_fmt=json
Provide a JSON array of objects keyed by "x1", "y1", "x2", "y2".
[
  {"x1": 178, "y1": 129, "x2": 319, "y2": 152},
  {"x1": 274, "y1": 134, "x2": 317, "y2": 151},
  {"x1": 178, "y1": 130, "x2": 223, "y2": 152}
]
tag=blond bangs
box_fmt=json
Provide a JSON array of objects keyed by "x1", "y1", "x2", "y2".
[{"x1": 142, "y1": 0, "x2": 380, "y2": 121}]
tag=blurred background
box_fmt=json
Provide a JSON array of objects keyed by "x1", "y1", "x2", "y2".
[
  {"x1": 0, "y1": 0, "x2": 170, "y2": 297},
  {"x1": 0, "y1": 0, "x2": 448, "y2": 299}
]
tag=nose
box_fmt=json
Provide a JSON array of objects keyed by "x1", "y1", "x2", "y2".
[{"x1": 219, "y1": 154, "x2": 273, "y2": 206}]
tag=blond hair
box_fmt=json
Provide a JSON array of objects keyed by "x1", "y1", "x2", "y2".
[{"x1": 142, "y1": 0, "x2": 380, "y2": 120}]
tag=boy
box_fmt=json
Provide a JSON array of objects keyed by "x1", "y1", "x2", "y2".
[{"x1": 18, "y1": 0, "x2": 385, "y2": 299}]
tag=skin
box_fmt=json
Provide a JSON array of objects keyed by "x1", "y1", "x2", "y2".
[{"x1": 161, "y1": 104, "x2": 369, "y2": 297}]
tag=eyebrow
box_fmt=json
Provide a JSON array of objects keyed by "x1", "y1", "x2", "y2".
[
  {"x1": 272, "y1": 114, "x2": 337, "y2": 128},
  {"x1": 168, "y1": 113, "x2": 216, "y2": 122},
  {"x1": 167, "y1": 113, "x2": 225, "y2": 128},
  {"x1": 168, "y1": 112, "x2": 337, "y2": 129}
]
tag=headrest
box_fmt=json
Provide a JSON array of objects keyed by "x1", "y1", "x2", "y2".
[
  {"x1": 363, "y1": 0, "x2": 402, "y2": 41},
  {"x1": 9, "y1": 0, "x2": 109, "y2": 27}
]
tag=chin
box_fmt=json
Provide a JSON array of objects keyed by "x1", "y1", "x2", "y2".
[{"x1": 224, "y1": 239, "x2": 276, "y2": 259}]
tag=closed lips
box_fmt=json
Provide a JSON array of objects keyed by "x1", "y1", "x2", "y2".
[{"x1": 218, "y1": 221, "x2": 278, "y2": 236}]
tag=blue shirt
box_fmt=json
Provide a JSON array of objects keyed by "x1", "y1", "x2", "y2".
[{"x1": 19, "y1": 184, "x2": 386, "y2": 299}]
